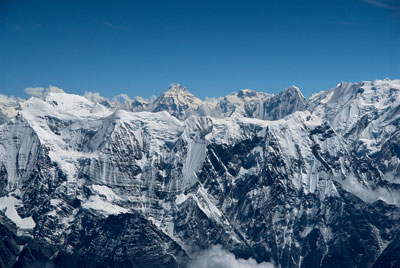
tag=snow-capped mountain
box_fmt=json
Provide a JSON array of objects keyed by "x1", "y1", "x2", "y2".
[
  {"x1": 0, "y1": 94, "x2": 25, "y2": 125},
  {"x1": 81, "y1": 83, "x2": 309, "y2": 120},
  {"x1": 0, "y1": 79, "x2": 399, "y2": 268},
  {"x1": 148, "y1": 83, "x2": 208, "y2": 119}
]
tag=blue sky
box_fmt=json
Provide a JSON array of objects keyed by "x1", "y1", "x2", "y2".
[{"x1": 1, "y1": 0, "x2": 399, "y2": 99}]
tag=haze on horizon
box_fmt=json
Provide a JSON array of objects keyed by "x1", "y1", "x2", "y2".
[{"x1": 1, "y1": 0, "x2": 399, "y2": 99}]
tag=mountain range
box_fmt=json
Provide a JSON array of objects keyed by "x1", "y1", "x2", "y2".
[{"x1": 0, "y1": 79, "x2": 399, "y2": 268}]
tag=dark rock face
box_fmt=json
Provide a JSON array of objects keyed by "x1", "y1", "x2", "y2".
[
  {"x1": 0, "y1": 220, "x2": 19, "y2": 268},
  {"x1": 0, "y1": 80, "x2": 399, "y2": 267},
  {"x1": 261, "y1": 86, "x2": 308, "y2": 120},
  {"x1": 372, "y1": 232, "x2": 400, "y2": 268},
  {"x1": 12, "y1": 212, "x2": 186, "y2": 268},
  {"x1": 13, "y1": 241, "x2": 56, "y2": 268},
  {"x1": 53, "y1": 212, "x2": 186, "y2": 268}
]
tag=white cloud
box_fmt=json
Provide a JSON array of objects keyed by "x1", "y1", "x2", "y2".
[
  {"x1": 24, "y1": 85, "x2": 65, "y2": 99},
  {"x1": 48, "y1": 85, "x2": 65, "y2": 93},
  {"x1": 24, "y1": 87, "x2": 45, "y2": 97},
  {"x1": 135, "y1": 94, "x2": 157, "y2": 103},
  {"x1": 84, "y1": 91, "x2": 106, "y2": 103},
  {"x1": 112, "y1": 94, "x2": 132, "y2": 104},
  {"x1": 187, "y1": 245, "x2": 276, "y2": 268},
  {"x1": 339, "y1": 175, "x2": 400, "y2": 206}
]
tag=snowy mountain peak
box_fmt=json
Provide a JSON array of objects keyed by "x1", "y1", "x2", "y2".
[
  {"x1": 149, "y1": 84, "x2": 205, "y2": 119},
  {"x1": 224, "y1": 89, "x2": 271, "y2": 104},
  {"x1": 275, "y1": 85, "x2": 308, "y2": 108},
  {"x1": 256, "y1": 85, "x2": 308, "y2": 120},
  {"x1": 280, "y1": 85, "x2": 304, "y2": 98},
  {"x1": 166, "y1": 83, "x2": 188, "y2": 93},
  {"x1": 237, "y1": 89, "x2": 257, "y2": 98},
  {"x1": 0, "y1": 94, "x2": 25, "y2": 124},
  {"x1": 45, "y1": 92, "x2": 94, "y2": 107},
  {"x1": 21, "y1": 92, "x2": 112, "y2": 122},
  {"x1": 157, "y1": 83, "x2": 199, "y2": 102}
]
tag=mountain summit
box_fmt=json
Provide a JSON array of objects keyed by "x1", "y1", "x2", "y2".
[
  {"x1": 164, "y1": 83, "x2": 189, "y2": 93},
  {"x1": 149, "y1": 83, "x2": 206, "y2": 119}
]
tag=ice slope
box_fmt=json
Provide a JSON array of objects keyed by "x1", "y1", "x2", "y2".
[
  {"x1": 310, "y1": 79, "x2": 400, "y2": 142},
  {"x1": 309, "y1": 79, "x2": 400, "y2": 187},
  {"x1": 0, "y1": 196, "x2": 35, "y2": 229}
]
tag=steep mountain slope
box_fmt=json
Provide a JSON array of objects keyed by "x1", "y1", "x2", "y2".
[{"x1": 0, "y1": 79, "x2": 399, "y2": 268}]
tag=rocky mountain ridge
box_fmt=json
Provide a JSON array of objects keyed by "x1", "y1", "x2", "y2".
[{"x1": 0, "y1": 79, "x2": 399, "y2": 268}]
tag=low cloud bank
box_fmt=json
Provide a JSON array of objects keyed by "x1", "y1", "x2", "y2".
[
  {"x1": 25, "y1": 85, "x2": 65, "y2": 99},
  {"x1": 187, "y1": 245, "x2": 275, "y2": 268}
]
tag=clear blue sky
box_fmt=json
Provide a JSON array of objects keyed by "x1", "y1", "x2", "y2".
[{"x1": 1, "y1": 0, "x2": 399, "y2": 99}]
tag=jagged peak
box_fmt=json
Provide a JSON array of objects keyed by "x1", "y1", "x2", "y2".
[
  {"x1": 280, "y1": 85, "x2": 301, "y2": 94},
  {"x1": 278, "y1": 85, "x2": 306, "y2": 101},
  {"x1": 156, "y1": 83, "x2": 200, "y2": 103},
  {"x1": 237, "y1": 89, "x2": 257, "y2": 98},
  {"x1": 155, "y1": 83, "x2": 202, "y2": 104},
  {"x1": 164, "y1": 83, "x2": 190, "y2": 94}
]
